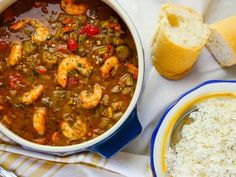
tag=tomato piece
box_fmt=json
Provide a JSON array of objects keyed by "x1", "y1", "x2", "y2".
[
  {"x1": 67, "y1": 37, "x2": 78, "y2": 52},
  {"x1": 78, "y1": 24, "x2": 100, "y2": 37},
  {"x1": 63, "y1": 26, "x2": 73, "y2": 33},
  {"x1": 114, "y1": 24, "x2": 121, "y2": 31},
  {"x1": 56, "y1": 44, "x2": 68, "y2": 53},
  {"x1": 0, "y1": 41, "x2": 9, "y2": 52},
  {"x1": 62, "y1": 17, "x2": 74, "y2": 25},
  {"x1": 107, "y1": 44, "x2": 113, "y2": 50},
  {"x1": 108, "y1": 22, "x2": 122, "y2": 31},
  {"x1": 68, "y1": 77, "x2": 79, "y2": 87},
  {"x1": 9, "y1": 73, "x2": 24, "y2": 89},
  {"x1": 35, "y1": 66, "x2": 47, "y2": 74}
]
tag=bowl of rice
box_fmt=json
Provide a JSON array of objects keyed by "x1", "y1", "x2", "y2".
[{"x1": 150, "y1": 80, "x2": 236, "y2": 177}]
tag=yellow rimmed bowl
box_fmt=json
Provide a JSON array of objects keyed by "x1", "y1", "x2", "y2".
[{"x1": 150, "y1": 80, "x2": 236, "y2": 177}]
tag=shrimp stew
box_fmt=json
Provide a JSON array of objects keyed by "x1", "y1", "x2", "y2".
[{"x1": 0, "y1": 0, "x2": 138, "y2": 145}]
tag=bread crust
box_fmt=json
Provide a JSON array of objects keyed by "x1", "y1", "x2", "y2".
[
  {"x1": 210, "y1": 16, "x2": 236, "y2": 54},
  {"x1": 152, "y1": 4, "x2": 210, "y2": 80},
  {"x1": 152, "y1": 23, "x2": 201, "y2": 79}
]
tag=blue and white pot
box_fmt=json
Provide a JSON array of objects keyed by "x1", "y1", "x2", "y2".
[{"x1": 0, "y1": 0, "x2": 144, "y2": 158}]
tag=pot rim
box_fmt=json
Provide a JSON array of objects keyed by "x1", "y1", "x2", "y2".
[{"x1": 0, "y1": 0, "x2": 145, "y2": 153}]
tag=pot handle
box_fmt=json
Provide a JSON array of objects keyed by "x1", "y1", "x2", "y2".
[{"x1": 88, "y1": 107, "x2": 142, "y2": 158}]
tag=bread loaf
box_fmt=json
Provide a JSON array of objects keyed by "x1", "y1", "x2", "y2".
[{"x1": 152, "y1": 4, "x2": 210, "y2": 80}]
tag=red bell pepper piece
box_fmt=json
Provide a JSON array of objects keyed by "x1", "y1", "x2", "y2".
[
  {"x1": 35, "y1": 66, "x2": 47, "y2": 74},
  {"x1": 0, "y1": 41, "x2": 9, "y2": 52},
  {"x1": 79, "y1": 24, "x2": 100, "y2": 37},
  {"x1": 63, "y1": 26, "x2": 73, "y2": 33},
  {"x1": 9, "y1": 73, "x2": 24, "y2": 89},
  {"x1": 68, "y1": 77, "x2": 79, "y2": 87},
  {"x1": 67, "y1": 37, "x2": 78, "y2": 52},
  {"x1": 108, "y1": 22, "x2": 121, "y2": 31},
  {"x1": 62, "y1": 17, "x2": 73, "y2": 25}
]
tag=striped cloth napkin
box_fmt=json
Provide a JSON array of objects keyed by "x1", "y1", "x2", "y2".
[{"x1": 0, "y1": 132, "x2": 151, "y2": 177}]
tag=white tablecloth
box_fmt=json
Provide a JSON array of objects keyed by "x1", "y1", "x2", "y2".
[{"x1": 123, "y1": 0, "x2": 236, "y2": 156}]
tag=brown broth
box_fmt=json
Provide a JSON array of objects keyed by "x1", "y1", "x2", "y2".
[{"x1": 0, "y1": 0, "x2": 138, "y2": 145}]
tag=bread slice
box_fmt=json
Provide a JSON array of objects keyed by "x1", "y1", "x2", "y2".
[
  {"x1": 206, "y1": 16, "x2": 236, "y2": 67},
  {"x1": 152, "y1": 4, "x2": 210, "y2": 80}
]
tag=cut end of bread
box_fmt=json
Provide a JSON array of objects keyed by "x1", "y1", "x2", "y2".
[
  {"x1": 160, "y1": 4, "x2": 210, "y2": 49},
  {"x1": 206, "y1": 15, "x2": 236, "y2": 67},
  {"x1": 206, "y1": 29, "x2": 236, "y2": 67}
]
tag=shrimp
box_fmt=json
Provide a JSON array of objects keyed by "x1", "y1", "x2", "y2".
[
  {"x1": 10, "y1": 19, "x2": 50, "y2": 45},
  {"x1": 7, "y1": 41, "x2": 22, "y2": 66},
  {"x1": 57, "y1": 55, "x2": 93, "y2": 88},
  {"x1": 61, "y1": 117, "x2": 87, "y2": 141},
  {"x1": 51, "y1": 132, "x2": 60, "y2": 142},
  {"x1": 100, "y1": 56, "x2": 119, "y2": 78},
  {"x1": 33, "y1": 107, "x2": 46, "y2": 136},
  {"x1": 61, "y1": 0, "x2": 88, "y2": 15},
  {"x1": 126, "y1": 63, "x2": 138, "y2": 79},
  {"x1": 20, "y1": 85, "x2": 44, "y2": 105},
  {"x1": 79, "y1": 84, "x2": 103, "y2": 109}
]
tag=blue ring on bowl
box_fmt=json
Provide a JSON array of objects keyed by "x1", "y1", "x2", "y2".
[{"x1": 150, "y1": 80, "x2": 236, "y2": 177}]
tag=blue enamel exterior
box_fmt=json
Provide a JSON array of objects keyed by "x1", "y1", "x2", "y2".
[
  {"x1": 150, "y1": 80, "x2": 236, "y2": 177},
  {"x1": 89, "y1": 107, "x2": 142, "y2": 158}
]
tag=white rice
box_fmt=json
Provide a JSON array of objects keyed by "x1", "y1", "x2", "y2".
[{"x1": 166, "y1": 98, "x2": 236, "y2": 177}]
